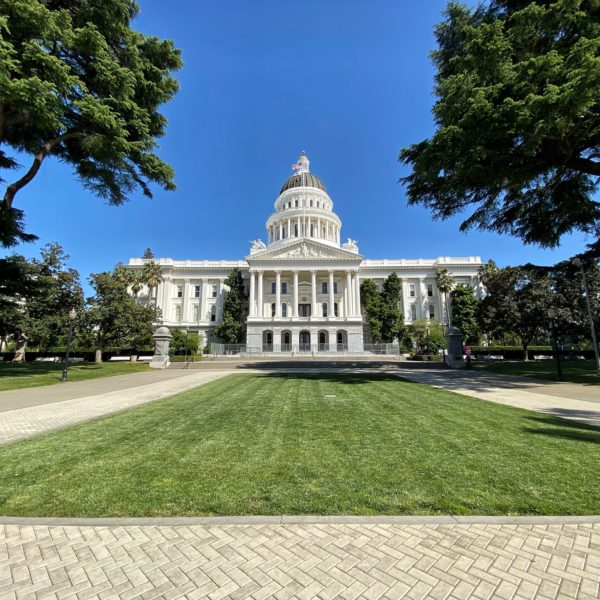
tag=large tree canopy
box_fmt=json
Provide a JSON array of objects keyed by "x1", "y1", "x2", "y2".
[
  {"x1": 400, "y1": 0, "x2": 600, "y2": 249},
  {"x1": 0, "y1": 0, "x2": 182, "y2": 246}
]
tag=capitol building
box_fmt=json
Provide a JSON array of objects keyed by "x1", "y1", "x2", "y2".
[{"x1": 128, "y1": 153, "x2": 483, "y2": 353}]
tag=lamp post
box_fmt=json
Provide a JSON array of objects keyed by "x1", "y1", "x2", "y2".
[
  {"x1": 184, "y1": 329, "x2": 189, "y2": 365},
  {"x1": 425, "y1": 321, "x2": 430, "y2": 366},
  {"x1": 547, "y1": 308, "x2": 563, "y2": 382},
  {"x1": 61, "y1": 308, "x2": 77, "y2": 383},
  {"x1": 572, "y1": 257, "x2": 600, "y2": 377}
]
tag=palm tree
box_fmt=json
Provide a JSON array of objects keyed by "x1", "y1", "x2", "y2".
[
  {"x1": 142, "y1": 260, "x2": 163, "y2": 317},
  {"x1": 130, "y1": 271, "x2": 143, "y2": 299},
  {"x1": 435, "y1": 268, "x2": 455, "y2": 327}
]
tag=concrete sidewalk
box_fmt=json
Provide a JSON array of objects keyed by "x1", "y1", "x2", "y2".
[
  {"x1": 393, "y1": 367, "x2": 600, "y2": 428},
  {"x1": 0, "y1": 369, "x2": 242, "y2": 446}
]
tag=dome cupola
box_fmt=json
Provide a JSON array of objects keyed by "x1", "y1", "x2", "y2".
[{"x1": 265, "y1": 152, "x2": 342, "y2": 249}]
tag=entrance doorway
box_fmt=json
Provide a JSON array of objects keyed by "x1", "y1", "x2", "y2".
[
  {"x1": 299, "y1": 330, "x2": 311, "y2": 351},
  {"x1": 262, "y1": 330, "x2": 273, "y2": 352},
  {"x1": 281, "y1": 330, "x2": 291, "y2": 352},
  {"x1": 318, "y1": 331, "x2": 329, "y2": 352}
]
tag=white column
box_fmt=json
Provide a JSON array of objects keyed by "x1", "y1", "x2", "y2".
[
  {"x1": 354, "y1": 271, "x2": 361, "y2": 317},
  {"x1": 278, "y1": 222, "x2": 282, "y2": 240},
  {"x1": 257, "y1": 270, "x2": 263, "y2": 318},
  {"x1": 311, "y1": 270, "x2": 317, "y2": 318},
  {"x1": 328, "y1": 270, "x2": 335, "y2": 319},
  {"x1": 217, "y1": 278, "x2": 225, "y2": 320},
  {"x1": 317, "y1": 217, "x2": 321, "y2": 239},
  {"x1": 182, "y1": 279, "x2": 190, "y2": 323},
  {"x1": 276, "y1": 271, "x2": 281, "y2": 317},
  {"x1": 249, "y1": 271, "x2": 256, "y2": 317},
  {"x1": 287, "y1": 218, "x2": 291, "y2": 239},
  {"x1": 293, "y1": 270, "x2": 299, "y2": 317},
  {"x1": 200, "y1": 278, "x2": 208, "y2": 321},
  {"x1": 297, "y1": 217, "x2": 301, "y2": 237},
  {"x1": 346, "y1": 270, "x2": 353, "y2": 316}
]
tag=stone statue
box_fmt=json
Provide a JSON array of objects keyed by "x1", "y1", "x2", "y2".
[
  {"x1": 342, "y1": 238, "x2": 359, "y2": 252},
  {"x1": 12, "y1": 333, "x2": 28, "y2": 363},
  {"x1": 250, "y1": 239, "x2": 266, "y2": 252}
]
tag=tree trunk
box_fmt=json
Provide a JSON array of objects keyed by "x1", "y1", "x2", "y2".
[
  {"x1": 95, "y1": 348, "x2": 103, "y2": 363},
  {"x1": 522, "y1": 341, "x2": 529, "y2": 361}
]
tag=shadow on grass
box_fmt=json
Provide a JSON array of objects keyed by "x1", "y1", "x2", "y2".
[
  {"x1": 252, "y1": 370, "x2": 404, "y2": 385},
  {"x1": 0, "y1": 362, "x2": 105, "y2": 379},
  {"x1": 230, "y1": 360, "x2": 447, "y2": 372},
  {"x1": 523, "y1": 413, "x2": 600, "y2": 444}
]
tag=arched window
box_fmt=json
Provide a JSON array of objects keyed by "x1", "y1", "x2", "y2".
[
  {"x1": 322, "y1": 302, "x2": 328, "y2": 318},
  {"x1": 334, "y1": 303, "x2": 338, "y2": 317},
  {"x1": 310, "y1": 199, "x2": 313, "y2": 207},
  {"x1": 317, "y1": 201, "x2": 320, "y2": 208},
  {"x1": 295, "y1": 199, "x2": 298, "y2": 207},
  {"x1": 282, "y1": 303, "x2": 287, "y2": 317},
  {"x1": 271, "y1": 303, "x2": 276, "y2": 317}
]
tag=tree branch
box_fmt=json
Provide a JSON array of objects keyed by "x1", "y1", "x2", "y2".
[
  {"x1": 1, "y1": 132, "x2": 84, "y2": 212},
  {"x1": 566, "y1": 155, "x2": 600, "y2": 176}
]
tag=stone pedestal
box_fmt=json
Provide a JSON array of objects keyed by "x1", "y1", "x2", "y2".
[
  {"x1": 445, "y1": 326, "x2": 466, "y2": 369},
  {"x1": 150, "y1": 326, "x2": 172, "y2": 369}
]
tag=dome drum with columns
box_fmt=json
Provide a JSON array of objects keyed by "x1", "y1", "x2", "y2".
[{"x1": 127, "y1": 153, "x2": 484, "y2": 354}]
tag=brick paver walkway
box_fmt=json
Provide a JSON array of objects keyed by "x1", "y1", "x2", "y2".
[{"x1": 1, "y1": 517, "x2": 599, "y2": 599}]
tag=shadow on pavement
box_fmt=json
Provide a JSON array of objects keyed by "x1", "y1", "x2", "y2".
[{"x1": 523, "y1": 413, "x2": 600, "y2": 444}]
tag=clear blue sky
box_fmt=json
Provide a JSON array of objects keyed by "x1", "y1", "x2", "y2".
[{"x1": 4, "y1": 0, "x2": 594, "y2": 292}]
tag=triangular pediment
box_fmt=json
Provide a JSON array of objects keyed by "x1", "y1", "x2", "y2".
[{"x1": 246, "y1": 239, "x2": 362, "y2": 262}]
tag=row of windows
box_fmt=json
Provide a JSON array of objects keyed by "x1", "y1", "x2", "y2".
[
  {"x1": 268, "y1": 303, "x2": 339, "y2": 318},
  {"x1": 175, "y1": 284, "x2": 219, "y2": 298},
  {"x1": 269, "y1": 281, "x2": 339, "y2": 294},
  {"x1": 409, "y1": 304, "x2": 435, "y2": 320},
  {"x1": 408, "y1": 283, "x2": 435, "y2": 298},
  {"x1": 269, "y1": 222, "x2": 338, "y2": 242},
  {"x1": 173, "y1": 304, "x2": 217, "y2": 322},
  {"x1": 280, "y1": 198, "x2": 330, "y2": 211}
]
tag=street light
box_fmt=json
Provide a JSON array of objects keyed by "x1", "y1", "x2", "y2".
[
  {"x1": 572, "y1": 257, "x2": 600, "y2": 377},
  {"x1": 547, "y1": 308, "x2": 563, "y2": 382},
  {"x1": 61, "y1": 308, "x2": 77, "y2": 383}
]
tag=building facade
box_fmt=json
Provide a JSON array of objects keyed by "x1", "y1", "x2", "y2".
[{"x1": 128, "y1": 153, "x2": 483, "y2": 353}]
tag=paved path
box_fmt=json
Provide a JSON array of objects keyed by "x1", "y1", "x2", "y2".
[
  {"x1": 1, "y1": 516, "x2": 599, "y2": 599},
  {"x1": 0, "y1": 369, "x2": 241, "y2": 446},
  {"x1": 393, "y1": 367, "x2": 600, "y2": 429}
]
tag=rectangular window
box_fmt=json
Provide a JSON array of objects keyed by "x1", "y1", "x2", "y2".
[
  {"x1": 429, "y1": 304, "x2": 435, "y2": 319},
  {"x1": 322, "y1": 282, "x2": 328, "y2": 294},
  {"x1": 194, "y1": 285, "x2": 201, "y2": 298},
  {"x1": 210, "y1": 306, "x2": 216, "y2": 322},
  {"x1": 271, "y1": 281, "x2": 276, "y2": 294},
  {"x1": 212, "y1": 285, "x2": 218, "y2": 298},
  {"x1": 334, "y1": 282, "x2": 338, "y2": 294},
  {"x1": 174, "y1": 305, "x2": 182, "y2": 321},
  {"x1": 192, "y1": 304, "x2": 199, "y2": 321},
  {"x1": 281, "y1": 282, "x2": 287, "y2": 294},
  {"x1": 410, "y1": 304, "x2": 417, "y2": 320},
  {"x1": 427, "y1": 284, "x2": 433, "y2": 297},
  {"x1": 176, "y1": 285, "x2": 183, "y2": 298},
  {"x1": 409, "y1": 283, "x2": 415, "y2": 297}
]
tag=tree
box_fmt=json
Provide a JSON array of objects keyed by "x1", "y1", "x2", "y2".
[
  {"x1": 360, "y1": 278, "x2": 383, "y2": 342},
  {"x1": 213, "y1": 268, "x2": 248, "y2": 343},
  {"x1": 142, "y1": 248, "x2": 155, "y2": 259},
  {"x1": 400, "y1": 1, "x2": 600, "y2": 251},
  {"x1": 85, "y1": 265, "x2": 157, "y2": 362},
  {"x1": 20, "y1": 243, "x2": 84, "y2": 351},
  {"x1": 360, "y1": 274, "x2": 406, "y2": 343},
  {"x1": 141, "y1": 261, "x2": 163, "y2": 312},
  {"x1": 0, "y1": 0, "x2": 182, "y2": 247},
  {"x1": 407, "y1": 320, "x2": 446, "y2": 355},
  {"x1": 477, "y1": 263, "x2": 552, "y2": 359},
  {"x1": 380, "y1": 273, "x2": 405, "y2": 342},
  {"x1": 435, "y1": 268, "x2": 454, "y2": 326},
  {"x1": 450, "y1": 285, "x2": 480, "y2": 344}
]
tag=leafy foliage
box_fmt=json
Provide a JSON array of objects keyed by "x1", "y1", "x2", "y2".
[
  {"x1": 360, "y1": 273, "x2": 405, "y2": 343},
  {"x1": 0, "y1": 0, "x2": 182, "y2": 246},
  {"x1": 84, "y1": 265, "x2": 157, "y2": 359},
  {"x1": 400, "y1": 0, "x2": 600, "y2": 249},
  {"x1": 406, "y1": 319, "x2": 446, "y2": 355},
  {"x1": 450, "y1": 285, "x2": 480, "y2": 344},
  {"x1": 213, "y1": 268, "x2": 248, "y2": 343}
]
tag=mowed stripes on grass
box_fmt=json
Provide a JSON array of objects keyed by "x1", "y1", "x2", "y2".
[{"x1": 0, "y1": 372, "x2": 598, "y2": 517}]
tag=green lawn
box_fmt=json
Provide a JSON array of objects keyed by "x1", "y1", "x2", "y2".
[
  {"x1": 0, "y1": 372, "x2": 598, "y2": 517},
  {"x1": 0, "y1": 361, "x2": 149, "y2": 391},
  {"x1": 473, "y1": 359, "x2": 599, "y2": 384}
]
